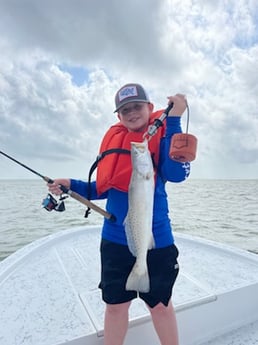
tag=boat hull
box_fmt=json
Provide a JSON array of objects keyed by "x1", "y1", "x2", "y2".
[{"x1": 0, "y1": 226, "x2": 258, "y2": 345}]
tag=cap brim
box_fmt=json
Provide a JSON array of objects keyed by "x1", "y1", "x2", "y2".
[{"x1": 114, "y1": 99, "x2": 150, "y2": 113}]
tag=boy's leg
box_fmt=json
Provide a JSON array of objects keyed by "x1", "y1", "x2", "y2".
[
  {"x1": 148, "y1": 301, "x2": 179, "y2": 345},
  {"x1": 104, "y1": 301, "x2": 131, "y2": 345}
]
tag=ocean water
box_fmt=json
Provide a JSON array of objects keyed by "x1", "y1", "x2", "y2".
[{"x1": 0, "y1": 179, "x2": 257, "y2": 261}]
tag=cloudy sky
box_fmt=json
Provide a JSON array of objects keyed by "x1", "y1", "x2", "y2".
[{"x1": 0, "y1": 0, "x2": 257, "y2": 180}]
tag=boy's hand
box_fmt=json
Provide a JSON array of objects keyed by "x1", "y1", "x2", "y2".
[{"x1": 167, "y1": 94, "x2": 187, "y2": 116}]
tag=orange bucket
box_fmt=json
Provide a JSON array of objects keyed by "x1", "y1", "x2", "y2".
[{"x1": 169, "y1": 133, "x2": 197, "y2": 162}]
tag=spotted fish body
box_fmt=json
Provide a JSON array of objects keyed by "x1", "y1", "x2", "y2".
[{"x1": 124, "y1": 139, "x2": 155, "y2": 293}]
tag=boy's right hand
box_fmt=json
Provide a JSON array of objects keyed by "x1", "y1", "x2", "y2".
[{"x1": 47, "y1": 179, "x2": 71, "y2": 195}]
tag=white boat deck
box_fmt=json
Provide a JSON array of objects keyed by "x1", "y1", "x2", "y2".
[{"x1": 0, "y1": 226, "x2": 258, "y2": 345}]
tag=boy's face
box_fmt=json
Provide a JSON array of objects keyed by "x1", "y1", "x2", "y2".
[{"x1": 118, "y1": 102, "x2": 154, "y2": 132}]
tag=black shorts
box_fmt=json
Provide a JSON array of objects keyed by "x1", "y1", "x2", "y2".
[{"x1": 98, "y1": 239, "x2": 179, "y2": 308}]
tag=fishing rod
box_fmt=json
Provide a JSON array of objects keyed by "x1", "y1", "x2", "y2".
[{"x1": 0, "y1": 150, "x2": 116, "y2": 222}]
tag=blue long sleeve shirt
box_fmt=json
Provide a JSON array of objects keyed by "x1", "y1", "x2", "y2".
[{"x1": 70, "y1": 116, "x2": 190, "y2": 248}]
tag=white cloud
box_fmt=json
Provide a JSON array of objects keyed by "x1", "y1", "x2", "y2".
[{"x1": 0, "y1": 0, "x2": 258, "y2": 179}]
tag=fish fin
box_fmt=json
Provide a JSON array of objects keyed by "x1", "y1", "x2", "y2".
[
  {"x1": 126, "y1": 262, "x2": 150, "y2": 293},
  {"x1": 148, "y1": 234, "x2": 155, "y2": 250}
]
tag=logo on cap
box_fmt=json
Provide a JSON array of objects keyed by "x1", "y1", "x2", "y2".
[{"x1": 118, "y1": 86, "x2": 138, "y2": 102}]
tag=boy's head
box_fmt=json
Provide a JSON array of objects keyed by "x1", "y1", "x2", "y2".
[{"x1": 114, "y1": 83, "x2": 153, "y2": 132}]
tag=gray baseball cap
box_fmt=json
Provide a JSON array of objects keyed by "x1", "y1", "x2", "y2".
[{"x1": 114, "y1": 83, "x2": 150, "y2": 112}]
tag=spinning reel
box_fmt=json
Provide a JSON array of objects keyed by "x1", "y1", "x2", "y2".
[{"x1": 42, "y1": 193, "x2": 68, "y2": 212}]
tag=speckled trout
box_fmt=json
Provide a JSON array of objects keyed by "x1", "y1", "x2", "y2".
[{"x1": 124, "y1": 139, "x2": 155, "y2": 293}]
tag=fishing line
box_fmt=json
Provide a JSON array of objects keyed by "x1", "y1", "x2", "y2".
[
  {"x1": 168, "y1": 101, "x2": 197, "y2": 162},
  {"x1": 0, "y1": 150, "x2": 116, "y2": 222}
]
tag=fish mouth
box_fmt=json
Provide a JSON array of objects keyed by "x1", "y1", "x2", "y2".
[
  {"x1": 131, "y1": 141, "x2": 146, "y2": 152},
  {"x1": 131, "y1": 141, "x2": 145, "y2": 147}
]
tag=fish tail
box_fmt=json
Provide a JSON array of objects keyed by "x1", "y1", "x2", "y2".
[{"x1": 125, "y1": 262, "x2": 150, "y2": 293}]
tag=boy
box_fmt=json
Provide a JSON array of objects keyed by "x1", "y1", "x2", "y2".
[{"x1": 48, "y1": 83, "x2": 190, "y2": 345}]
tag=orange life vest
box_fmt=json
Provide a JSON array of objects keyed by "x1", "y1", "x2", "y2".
[{"x1": 96, "y1": 110, "x2": 165, "y2": 195}]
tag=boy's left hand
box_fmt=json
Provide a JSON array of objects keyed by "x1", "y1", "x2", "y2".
[{"x1": 167, "y1": 94, "x2": 187, "y2": 116}]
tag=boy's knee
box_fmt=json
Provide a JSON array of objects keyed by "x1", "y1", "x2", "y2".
[
  {"x1": 148, "y1": 302, "x2": 172, "y2": 316},
  {"x1": 105, "y1": 302, "x2": 131, "y2": 316}
]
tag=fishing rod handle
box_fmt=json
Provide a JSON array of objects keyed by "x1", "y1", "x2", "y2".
[
  {"x1": 69, "y1": 190, "x2": 116, "y2": 222},
  {"x1": 44, "y1": 176, "x2": 116, "y2": 222},
  {"x1": 164, "y1": 102, "x2": 174, "y2": 116},
  {"x1": 146, "y1": 102, "x2": 174, "y2": 137}
]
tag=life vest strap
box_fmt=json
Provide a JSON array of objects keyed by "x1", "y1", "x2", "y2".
[{"x1": 84, "y1": 148, "x2": 131, "y2": 218}]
